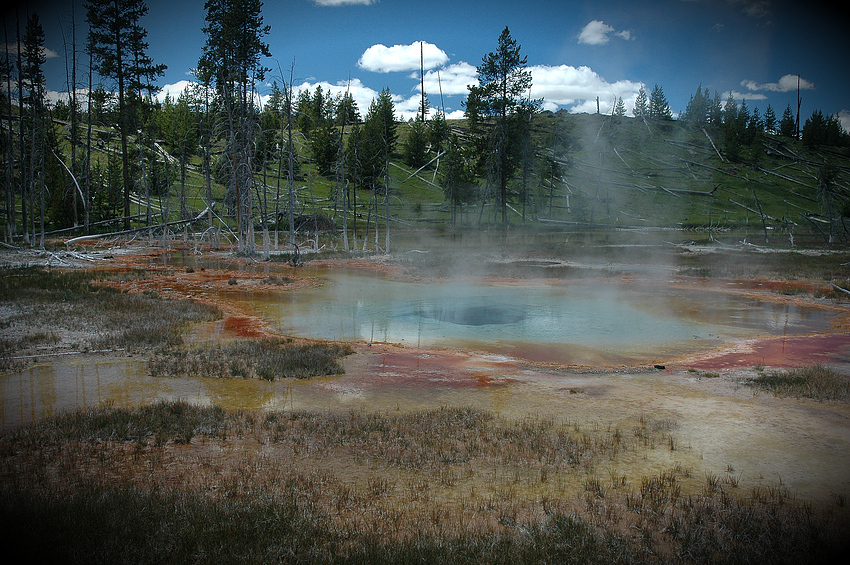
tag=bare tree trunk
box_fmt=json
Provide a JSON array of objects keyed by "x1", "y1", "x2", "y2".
[
  {"x1": 70, "y1": 0, "x2": 79, "y2": 226},
  {"x1": 3, "y1": 19, "x2": 16, "y2": 240},
  {"x1": 16, "y1": 12, "x2": 29, "y2": 244},
  {"x1": 384, "y1": 156, "x2": 390, "y2": 253},
  {"x1": 84, "y1": 46, "x2": 92, "y2": 234},
  {"x1": 363, "y1": 189, "x2": 372, "y2": 252},
  {"x1": 286, "y1": 67, "x2": 295, "y2": 250}
]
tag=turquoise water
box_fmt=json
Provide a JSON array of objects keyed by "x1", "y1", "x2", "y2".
[{"x1": 256, "y1": 271, "x2": 831, "y2": 363}]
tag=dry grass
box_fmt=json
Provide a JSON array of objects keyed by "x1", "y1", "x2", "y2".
[
  {"x1": 1, "y1": 401, "x2": 847, "y2": 563},
  {"x1": 147, "y1": 338, "x2": 353, "y2": 380},
  {"x1": 0, "y1": 265, "x2": 222, "y2": 370}
]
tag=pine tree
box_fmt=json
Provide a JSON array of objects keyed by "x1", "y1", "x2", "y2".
[
  {"x1": 763, "y1": 104, "x2": 777, "y2": 133},
  {"x1": 310, "y1": 122, "x2": 339, "y2": 176},
  {"x1": 360, "y1": 88, "x2": 397, "y2": 191},
  {"x1": 86, "y1": 0, "x2": 165, "y2": 229},
  {"x1": 613, "y1": 97, "x2": 626, "y2": 117},
  {"x1": 779, "y1": 104, "x2": 796, "y2": 137},
  {"x1": 441, "y1": 133, "x2": 477, "y2": 225},
  {"x1": 633, "y1": 85, "x2": 648, "y2": 118},
  {"x1": 427, "y1": 110, "x2": 449, "y2": 153},
  {"x1": 295, "y1": 87, "x2": 313, "y2": 133},
  {"x1": 1, "y1": 19, "x2": 14, "y2": 239},
  {"x1": 402, "y1": 119, "x2": 428, "y2": 169},
  {"x1": 335, "y1": 91, "x2": 359, "y2": 127},
  {"x1": 723, "y1": 93, "x2": 738, "y2": 125},
  {"x1": 648, "y1": 84, "x2": 672, "y2": 120},
  {"x1": 722, "y1": 94, "x2": 741, "y2": 161},
  {"x1": 683, "y1": 84, "x2": 707, "y2": 125},
  {"x1": 802, "y1": 110, "x2": 848, "y2": 147},
  {"x1": 21, "y1": 13, "x2": 48, "y2": 244},
  {"x1": 197, "y1": 0, "x2": 270, "y2": 252},
  {"x1": 359, "y1": 88, "x2": 397, "y2": 251},
  {"x1": 465, "y1": 27, "x2": 539, "y2": 224},
  {"x1": 709, "y1": 91, "x2": 723, "y2": 125}
]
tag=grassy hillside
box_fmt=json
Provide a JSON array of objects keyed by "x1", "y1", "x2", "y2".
[
  {"x1": 525, "y1": 112, "x2": 849, "y2": 239},
  {"x1": 36, "y1": 110, "x2": 850, "y2": 247}
]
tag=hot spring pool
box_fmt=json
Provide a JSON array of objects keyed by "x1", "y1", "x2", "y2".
[{"x1": 243, "y1": 270, "x2": 835, "y2": 365}]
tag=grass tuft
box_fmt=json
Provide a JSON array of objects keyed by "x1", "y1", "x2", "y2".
[
  {"x1": 745, "y1": 364, "x2": 850, "y2": 401},
  {"x1": 148, "y1": 338, "x2": 353, "y2": 380}
]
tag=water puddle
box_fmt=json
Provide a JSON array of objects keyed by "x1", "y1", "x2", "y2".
[
  {"x1": 0, "y1": 354, "x2": 518, "y2": 433},
  {"x1": 0, "y1": 359, "x2": 283, "y2": 432}
]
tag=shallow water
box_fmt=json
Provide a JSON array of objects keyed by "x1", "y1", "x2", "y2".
[
  {"x1": 0, "y1": 355, "x2": 517, "y2": 432},
  {"x1": 242, "y1": 269, "x2": 835, "y2": 365}
]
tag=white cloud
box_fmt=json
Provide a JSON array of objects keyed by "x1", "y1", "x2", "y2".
[
  {"x1": 741, "y1": 74, "x2": 814, "y2": 93},
  {"x1": 723, "y1": 90, "x2": 768, "y2": 102},
  {"x1": 313, "y1": 0, "x2": 376, "y2": 6},
  {"x1": 441, "y1": 109, "x2": 464, "y2": 120},
  {"x1": 838, "y1": 110, "x2": 850, "y2": 134},
  {"x1": 358, "y1": 42, "x2": 449, "y2": 73},
  {"x1": 577, "y1": 20, "x2": 633, "y2": 45},
  {"x1": 421, "y1": 62, "x2": 477, "y2": 96},
  {"x1": 528, "y1": 64, "x2": 643, "y2": 115},
  {"x1": 155, "y1": 80, "x2": 195, "y2": 102},
  {"x1": 293, "y1": 78, "x2": 381, "y2": 119},
  {"x1": 47, "y1": 87, "x2": 97, "y2": 107},
  {"x1": 3, "y1": 43, "x2": 58, "y2": 59}
]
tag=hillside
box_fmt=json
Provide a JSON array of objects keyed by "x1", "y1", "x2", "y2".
[
  {"x1": 11, "y1": 109, "x2": 850, "y2": 249},
  {"x1": 484, "y1": 111, "x2": 848, "y2": 243}
]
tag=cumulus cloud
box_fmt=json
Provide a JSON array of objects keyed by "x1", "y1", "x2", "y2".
[
  {"x1": 151, "y1": 62, "x2": 645, "y2": 122},
  {"x1": 723, "y1": 90, "x2": 767, "y2": 102},
  {"x1": 577, "y1": 20, "x2": 633, "y2": 45},
  {"x1": 528, "y1": 64, "x2": 643, "y2": 115},
  {"x1": 155, "y1": 80, "x2": 196, "y2": 102},
  {"x1": 47, "y1": 88, "x2": 97, "y2": 107},
  {"x1": 293, "y1": 78, "x2": 382, "y2": 118},
  {"x1": 3, "y1": 43, "x2": 59, "y2": 59},
  {"x1": 838, "y1": 110, "x2": 850, "y2": 134},
  {"x1": 421, "y1": 62, "x2": 477, "y2": 96},
  {"x1": 741, "y1": 74, "x2": 814, "y2": 93},
  {"x1": 358, "y1": 42, "x2": 449, "y2": 73},
  {"x1": 313, "y1": 0, "x2": 376, "y2": 6}
]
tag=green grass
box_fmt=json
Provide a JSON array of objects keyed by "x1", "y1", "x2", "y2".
[{"x1": 745, "y1": 364, "x2": 850, "y2": 401}]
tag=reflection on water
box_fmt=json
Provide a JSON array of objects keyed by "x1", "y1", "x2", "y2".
[
  {"x1": 243, "y1": 271, "x2": 834, "y2": 364},
  {"x1": 0, "y1": 355, "x2": 520, "y2": 433},
  {"x1": 0, "y1": 359, "x2": 287, "y2": 432}
]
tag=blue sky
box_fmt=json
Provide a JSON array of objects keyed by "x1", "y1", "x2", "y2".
[{"x1": 5, "y1": 0, "x2": 849, "y2": 129}]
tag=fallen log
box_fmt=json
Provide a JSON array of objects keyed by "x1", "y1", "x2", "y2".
[
  {"x1": 701, "y1": 127, "x2": 725, "y2": 162},
  {"x1": 831, "y1": 283, "x2": 850, "y2": 296},
  {"x1": 64, "y1": 205, "x2": 213, "y2": 247}
]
